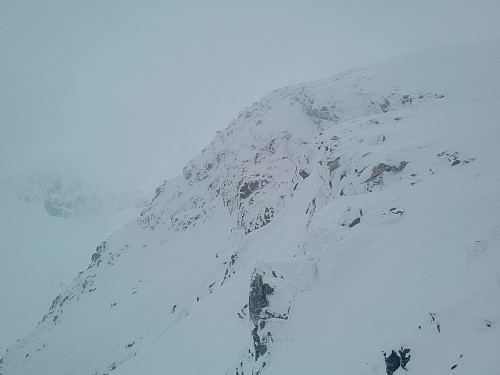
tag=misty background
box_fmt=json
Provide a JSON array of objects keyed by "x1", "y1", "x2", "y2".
[{"x1": 2, "y1": 0, "x2": 500, "y2": 192}]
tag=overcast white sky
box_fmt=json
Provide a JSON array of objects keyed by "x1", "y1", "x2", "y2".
[{"x1": 2, "y1": 0, "x2": 500, "y2": 192}]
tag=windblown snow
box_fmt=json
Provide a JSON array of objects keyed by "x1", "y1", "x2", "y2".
[{"x1": 1, "y1": 41, "x2": 499, "y2": 375}]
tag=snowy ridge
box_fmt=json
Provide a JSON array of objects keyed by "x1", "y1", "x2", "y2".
[{"x1": 1, "y1": 41, "x2": 500, "y2": 375}]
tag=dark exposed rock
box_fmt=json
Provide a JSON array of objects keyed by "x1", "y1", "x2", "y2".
[
  {"x1": 437, "y1": 151, "x2": 475, "y2": 167},
  {"x1": 402, "y1": 95, "x2": 413, "y2": 104},
  {"x1": 90, "y1": 242, "x2": 106, "y2": 265},
  {"x1": 348, "y1": 217, "x2": 361, "y2": 227},
  {"x1": 364, "y1": 161, "x2": 408, "y2": 183},
  {"x1": 367, "y1": 163, "x2": 393, "y2": 181},
  {"x1": 327, "y1": 157, "x2": 340, "y2": 173},
  {"x1": 383, "y1": 347, "x2": 411, "y2": 374},
  {"x1": 381, "y1": 98, "x2": 390, "y2": 112},
  {"x1": 153, "y1": 184, "x2": 165, "y2": 199},
  {"x1": 251, "y1": 325, "x2": 267, "y2": 361},
  {"x1": 339, "y1": 206, "x2": 362, "y2": 227},
  {"x1": 268, "y1": 138, "x2": 279, "y2": 154},
  {"x1": 389, "y1": 208, "x2": 404, "y2": 215},
  {"x1": 396, "y1": 161, "x2": 408, "y2": 172},
  {"x1": 263, "y1": 308, "x2": 290, "y2": 320},
  {"x1": 239, "y1": 181, "x2": 260, "y2": 199},
  {"x1": 249, "y1": 274, "x2": 274, "y2": 324},
  {"x1": 299, "y1": 170, "x2": 309, "y2": 179},
  {"x1": 263, "y1": 207, "x2": 274, "y2": 225},
  {"x1": 209, "y1": 281, "x2": 216, "y2": 293},
  {"x1": 239, "y1": 179, "x2": 269, "y2": 200},
  {"x1": 399, "y1": 347, "x2": 411, "y2": 369},
  {"x1": 305, "y1": 198, "x2": 316, "y2": 216},
  {"x1": 384, "y1": 350, "x2": 400, "y2": 375}
]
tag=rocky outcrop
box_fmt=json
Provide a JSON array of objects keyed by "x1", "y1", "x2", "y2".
[
  {"x1": 239, "y1": 179, "x2": 269, "y2": 200},
  {"x1": 90, "y1": 242, "x2": 107, "y2": 267},
  {"x1": 384, "y1": 350, "x2": 400, "y2": 375},
  {"x1": 437, "y1": 151, "x2": 475, "y2": 167},
  {"x1": 339, "y1": 206, "x2": 363, "y2": 228},
  {"x1": 363, "y1": 161, "x2": 408, "y2": 184},
  {"x1": 249, "y1": 274, "x2": 274, "y2": 325},
  {"x1": 248, "y1": 273, "x2": 275, "y2": 362},
  {"x1": 327, "y1": 157, "x2": 340, "y2": 173},
  {"x1": 383, "y1": 347, "x2": 411, "y2": 375}
]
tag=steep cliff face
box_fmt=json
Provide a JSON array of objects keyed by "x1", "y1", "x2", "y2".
[{"x1": 2, "y1": 41, "x2": 500, "y2": 375}]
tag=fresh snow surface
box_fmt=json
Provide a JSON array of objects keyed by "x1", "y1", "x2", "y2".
[{"x1": 1, "y1": 40, "x2": 500, "y2": 375}]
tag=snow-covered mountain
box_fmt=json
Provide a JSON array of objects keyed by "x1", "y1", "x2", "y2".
[{"x1": 2, "y1": 41, "x2": 500, "y2": 375}]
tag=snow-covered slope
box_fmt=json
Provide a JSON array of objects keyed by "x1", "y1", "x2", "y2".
[{"x1": 2, "y1": 41, "x2": 500, "y2": 375}]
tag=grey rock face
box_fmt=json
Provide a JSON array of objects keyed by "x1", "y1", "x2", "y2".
[
  {"x1": 364, "y1": 161, "x2": 408, "y2": 183},
  {"x1": 383, "y1": 347, "x2": 411, "y2": 375},
  {"x1": 239, "y1": 179, "x2": 269, "y2": 200},
  {"x1": 384, "y1": 350, "x2": 400, "y2": 375},
  {"x1": 249, "y1": 273, "x2": 274, "y2": 325},
  {"x1": 327, "y1": 157, "x2": 340, "y2": 173}
]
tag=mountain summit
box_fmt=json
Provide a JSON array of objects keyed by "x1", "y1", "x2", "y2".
[{"x1": 2, "y1": 41, "x2": 500, "y2": 375}]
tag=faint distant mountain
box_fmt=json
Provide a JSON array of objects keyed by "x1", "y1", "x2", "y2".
[
  {"x1": 0, "y1": 171, "x2": 150, "y2": 356},
  {"x1": 15, "y1": 173, "x2": 149, "y2": 219}
]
